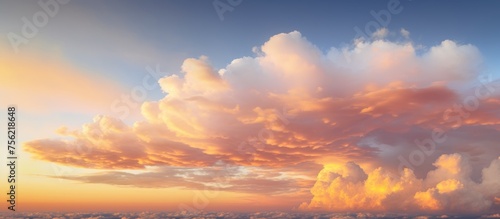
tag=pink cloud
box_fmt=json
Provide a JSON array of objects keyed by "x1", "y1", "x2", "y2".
[{"x1": 23, "y1": 30, "x2": 500, "y2": 213}]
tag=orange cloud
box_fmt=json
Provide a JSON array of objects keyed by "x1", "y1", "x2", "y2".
[
  {"x1": 301, "y1": 154, "x2": 500, "y2": 213},
  {"x1": 22, "y1": 31, "x2": 500, "y2": 213}
]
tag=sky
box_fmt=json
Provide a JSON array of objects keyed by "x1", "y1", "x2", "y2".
[{"x1": 1, "y1": 0, "x2": 500, "y2": 215}]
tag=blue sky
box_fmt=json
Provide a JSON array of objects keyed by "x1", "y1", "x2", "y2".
[
  {"x1": 3, "y1": 0, "x2": 500, "y2": 89},
  {"x1": 68, "y1": 0, "x2": 500, "y2": 70}
]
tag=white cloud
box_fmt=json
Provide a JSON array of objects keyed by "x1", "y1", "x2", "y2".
[
  {"x1": 401, "y1": 28, "x2": 410, "y2": 38},
  {"x1": 372, "y1": 28, "x2": 389, "y2": 39}
]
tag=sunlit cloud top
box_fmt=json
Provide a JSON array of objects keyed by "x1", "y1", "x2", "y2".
[{"x1": 23, "y1": 29, "x2": 500, "y2": 213}]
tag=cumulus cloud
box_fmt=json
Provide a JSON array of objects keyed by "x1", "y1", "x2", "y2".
[
  {"x1": 301, "y1": 154, "x2": 500, "y2": 213},
  {"x1": 372, "y1": 28, "x2": 389, "y2": 39},
  {"x1": 401, "y1": 28, "x2": 410, "y2": 38},
  {"x1": 23, "y1": 29, "x2": 500, "y2": 212}
]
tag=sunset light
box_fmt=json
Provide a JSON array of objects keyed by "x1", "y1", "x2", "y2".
[{"x1": 1, "y1": 0, "x2": 499, "y2": 218}]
